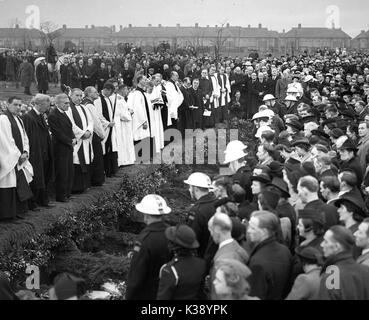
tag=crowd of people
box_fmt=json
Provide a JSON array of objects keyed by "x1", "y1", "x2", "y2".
[{"x1": 2, "y1": 45, "x2": 369, "y2": 299}]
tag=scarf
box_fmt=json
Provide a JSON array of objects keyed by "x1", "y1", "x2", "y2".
[
  {"x1": 4, "y1": 109, "x2": 23, "y2": 153},
  {"x1": 70, "y1": 104, "x2": 90, "y2": 172},
  {"x1": 136, "y1": 87, "x2": 151, "y2": 135},
  {"x1": 4, "y1": 110, "x2": 33, "y2": 201}
]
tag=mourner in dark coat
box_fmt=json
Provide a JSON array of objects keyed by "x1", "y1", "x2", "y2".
[
  {"x1": 22, "y1": 95, "x2": 54, "y2": 209},
  {"x1": 189, "y1": 79, "x2": 204, "y2": 129},
  {"x1": 48, "y1": 94, "x2": 75, "y2": 202},
  {"x1": 18, "y1": 58, "x2": 34, "y2": 95},
  {"x1": 247, "y1": 211, "x2": 293, "y2": 300},
  {"x1": 249, "y1": 74, "x2": 267, "y2": 119},
  {"x1": 187, "y1": 192, "x2": 217, "y2": 259},
  {"x1": 36, "y1": 59, "x2": 49, "y2": 94},
  {"x1": 319, "y1": 226, "x2": 369, "y2": 300}
]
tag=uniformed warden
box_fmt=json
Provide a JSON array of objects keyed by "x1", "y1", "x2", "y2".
[
  {"x1": 184, "y1": 172, "x2": 217, "y2": 259},
  {"x1": 157, "y1": 224, "x2": 207, "y2": 300},
  {"x1": 125, "y1": 194, "x2": 171, "y2": 300}
]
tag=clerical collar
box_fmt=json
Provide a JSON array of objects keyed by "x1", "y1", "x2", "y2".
[
  {"x1": 33, "y1": 107, "x2": 41, "y2": 115},
  {"x1": 219, "y1": 238, "x2": 234, "y2": 249},
  {"x1": 57, "y1": 107, "x2": 65, "y2": 113}
]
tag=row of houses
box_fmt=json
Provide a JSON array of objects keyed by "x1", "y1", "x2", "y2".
[{"x1": 0, "y1": 23, "x2": 368, "y2": 55}]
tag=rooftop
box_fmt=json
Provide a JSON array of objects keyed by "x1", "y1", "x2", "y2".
[{"x1": 283, "y1": 26, "x2": 351, "y2": 39}]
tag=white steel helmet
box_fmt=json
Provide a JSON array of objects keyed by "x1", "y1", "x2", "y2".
[
  {"x1": 223, "y1": 140, "x2": 248, "y2": 164},
  {"x1": 135, "y1": 194, "x2": 171, "y2": 215},
  {"x1": 285, "y1": 95, "x2": 298, "y2": 102},
  {"x1": 184, "y1": 172, "x2": 211, "y2": 189},
  {"x1": 224, "y1": 140, "x2": 247, "y2": 154},
  {"x1": 287, "y1": 86, "x2": 299, "y2": 93},
  {"x1": 258, "y1": 109, "x2": 275, "y2": 119},
  {"x1": 255, "y1": 125, "x2": 275, "y2": 139},
  {"x1": 224, "y1": 149, "x2": 247, "y2": 164},
  {"x1": 263, "y1": 94, "x2": 276, "y2": 101}
]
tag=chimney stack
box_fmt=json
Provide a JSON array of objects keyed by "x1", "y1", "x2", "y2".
[
  {"x1": 215, "y1": 25, "x2": 218, "y2": 28},
  {"x1": 63, "y1": 24, "x2": 67, "y2": 29},
  {"x1": 111, "y1": 25, "x2": 116, "y2": 32},
  {"x1": 15, "y1": 24, "x2": 19, "y2": 29},
  {"x1": 85, "y1": 25, "x2": 88, "y2": 29},
  {"x1": 258, "y1": 23, "x2": 262, "y2": 28},
  {"x1": 148, "y1": 24, "x2": 152, "y2": 27},
  {"x1": 91, "y1": 25, "x2": 95, "y2": 29},
  {"x1": 158, "y1": 24, "x2": 162, "y2": 27},
  {"x1": 226, "y1": 23, "x2": 230, "y2": 28},
  {"x1": 176, "y1": 23, "x2": 180, "y2": 28},
  {"x1": 248, "y1": 24, "x2": 251, "y2": 28},
  {"x1": 195, "y1": 22, "x2": 199, "y2": 28},
  {"x1": 361, "y1": 30, "x2": 365, "y2": 34},
  {"x1": 206, "y1": 25, "x2": 209, "y2": 28},
  {"x1": 283, "y1": 29, "x2": 285, "y2": 33},
  {"x1": 298, "y1": 23, "x2": 302, "y2": 29},
  {"x1": 128, "y1": 24, "x2": 132, "y2": 28},
  {"x1": 119, "y1": 25, "x2": 123, "y2": 31}
]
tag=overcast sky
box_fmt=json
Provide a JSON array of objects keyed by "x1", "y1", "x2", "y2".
[{"x1": 0, "y1": 0, "x2": 368, "y2": 37}]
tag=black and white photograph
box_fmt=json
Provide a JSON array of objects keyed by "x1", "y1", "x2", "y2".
[{"x1": 1, "y1": 0, "x2": 369, "y2": 306}]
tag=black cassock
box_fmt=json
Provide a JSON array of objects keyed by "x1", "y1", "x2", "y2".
[
  {"x1": 189, "y1": 87, "x2": 204, "y2": 129},
  {"x1": 48, "y1": 108, "x2": 74, "y2": 202},
  {"x1": 99, "y1": 94, "x2": 118, "y2": 177},
  {"x1": 22, "y1": 109, "x2": 54, "y2": 208},
  {"x1": 70, "y1": 104, "x2": 91, "y2": 193},
  {"x1": 0, "y1": 111, "x2": 33, "y2": 219},
  {"x1": 198, "y1": 78, "x2": 214, "y2": 128},
  {"x1": 82, "y1": 98, "x2": 105, "y2": 187}
]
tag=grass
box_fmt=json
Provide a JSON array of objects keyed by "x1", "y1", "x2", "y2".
[{"x1": 0, "y1": 81, "x2": 61, "y2": 103}]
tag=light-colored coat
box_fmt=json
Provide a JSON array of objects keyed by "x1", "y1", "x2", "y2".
[{"x1": 286, "y1": 267, "x2": 321, "y2": 300}]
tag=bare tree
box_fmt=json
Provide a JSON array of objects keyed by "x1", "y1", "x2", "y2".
[
  {"x1": 210, "y1": 21, "x2": 229, "y2": 61},
  {"x1": 189, "y1": 27, "x2": 206, "y2": 50},
  {"x1": 40, "y1": 21, "x2": 62, "y2": 45},
  {"x1": 8, "y1": 18, "x2": 22, "y2": 28}
]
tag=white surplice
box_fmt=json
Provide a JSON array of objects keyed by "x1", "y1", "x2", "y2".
[
  {"x1": 114, "y1": 94, "x2": 136, "y2": 165},
  {"x1": 94, "y1": 94, "x2": 119, "y2": 154},
  {"x1": 147, "y1": 87, "x2": 165, "y2": 152},
  {"x1": 165, "y1": 80, "x2": 184, "y2": 126},
  {"x1": 127, "y1": 89, "x2": 151, "y2": 141},
  {"x1": 65, "y1": 105, "x2": 94, "y2": 165},
  {"x1": 209, "y1": 75, "x2": 220, "y2": 108},
  {"x1": 0, "y1": 114, "x2": 33, "y2": 188}
]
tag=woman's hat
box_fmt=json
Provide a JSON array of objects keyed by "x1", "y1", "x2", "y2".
[
  {"x1": 295, "y1": 247, "x2": 323, "y2": 265},
  {"x1": 165, "y1": 224, "x2": 199, "y2": 249},
  {"x1": 268, "y1": 177, "x2": 290, "y2": 198},
  {"x1": 298, "y1": 208, "x2": 325, "y2": 226},
  {"x1": 334, "y1": 194, "x2": 367, "y2": 217},
  {"x1": 250, "y1": 173, "x2": 271, "y2": 184}
]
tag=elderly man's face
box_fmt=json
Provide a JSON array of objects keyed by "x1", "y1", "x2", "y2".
[
  {"x1": 354, "y1": 223, "x2": 369, "y2": 248},
  {"x1": 70, "y1": 91, "x2": 83, "y2": 105},
  {"x1": 355, "y1": 103, "x2": 365, "y2": 114},
  {"x1": 358, "y1": 123, "x2": 369, "y2": 137},
  {"x1": 56, "y1": 96, "x2": 70, "y2": 111},
  {"x1": 38, "y1": 99, "x2": 51, "y2": 114},
  {"x1": 321, "y1": 230, "x2": 340, "y2": 258},
  {"x1": 247, "y1": 217, "x2": 265, "y2": 243}
]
